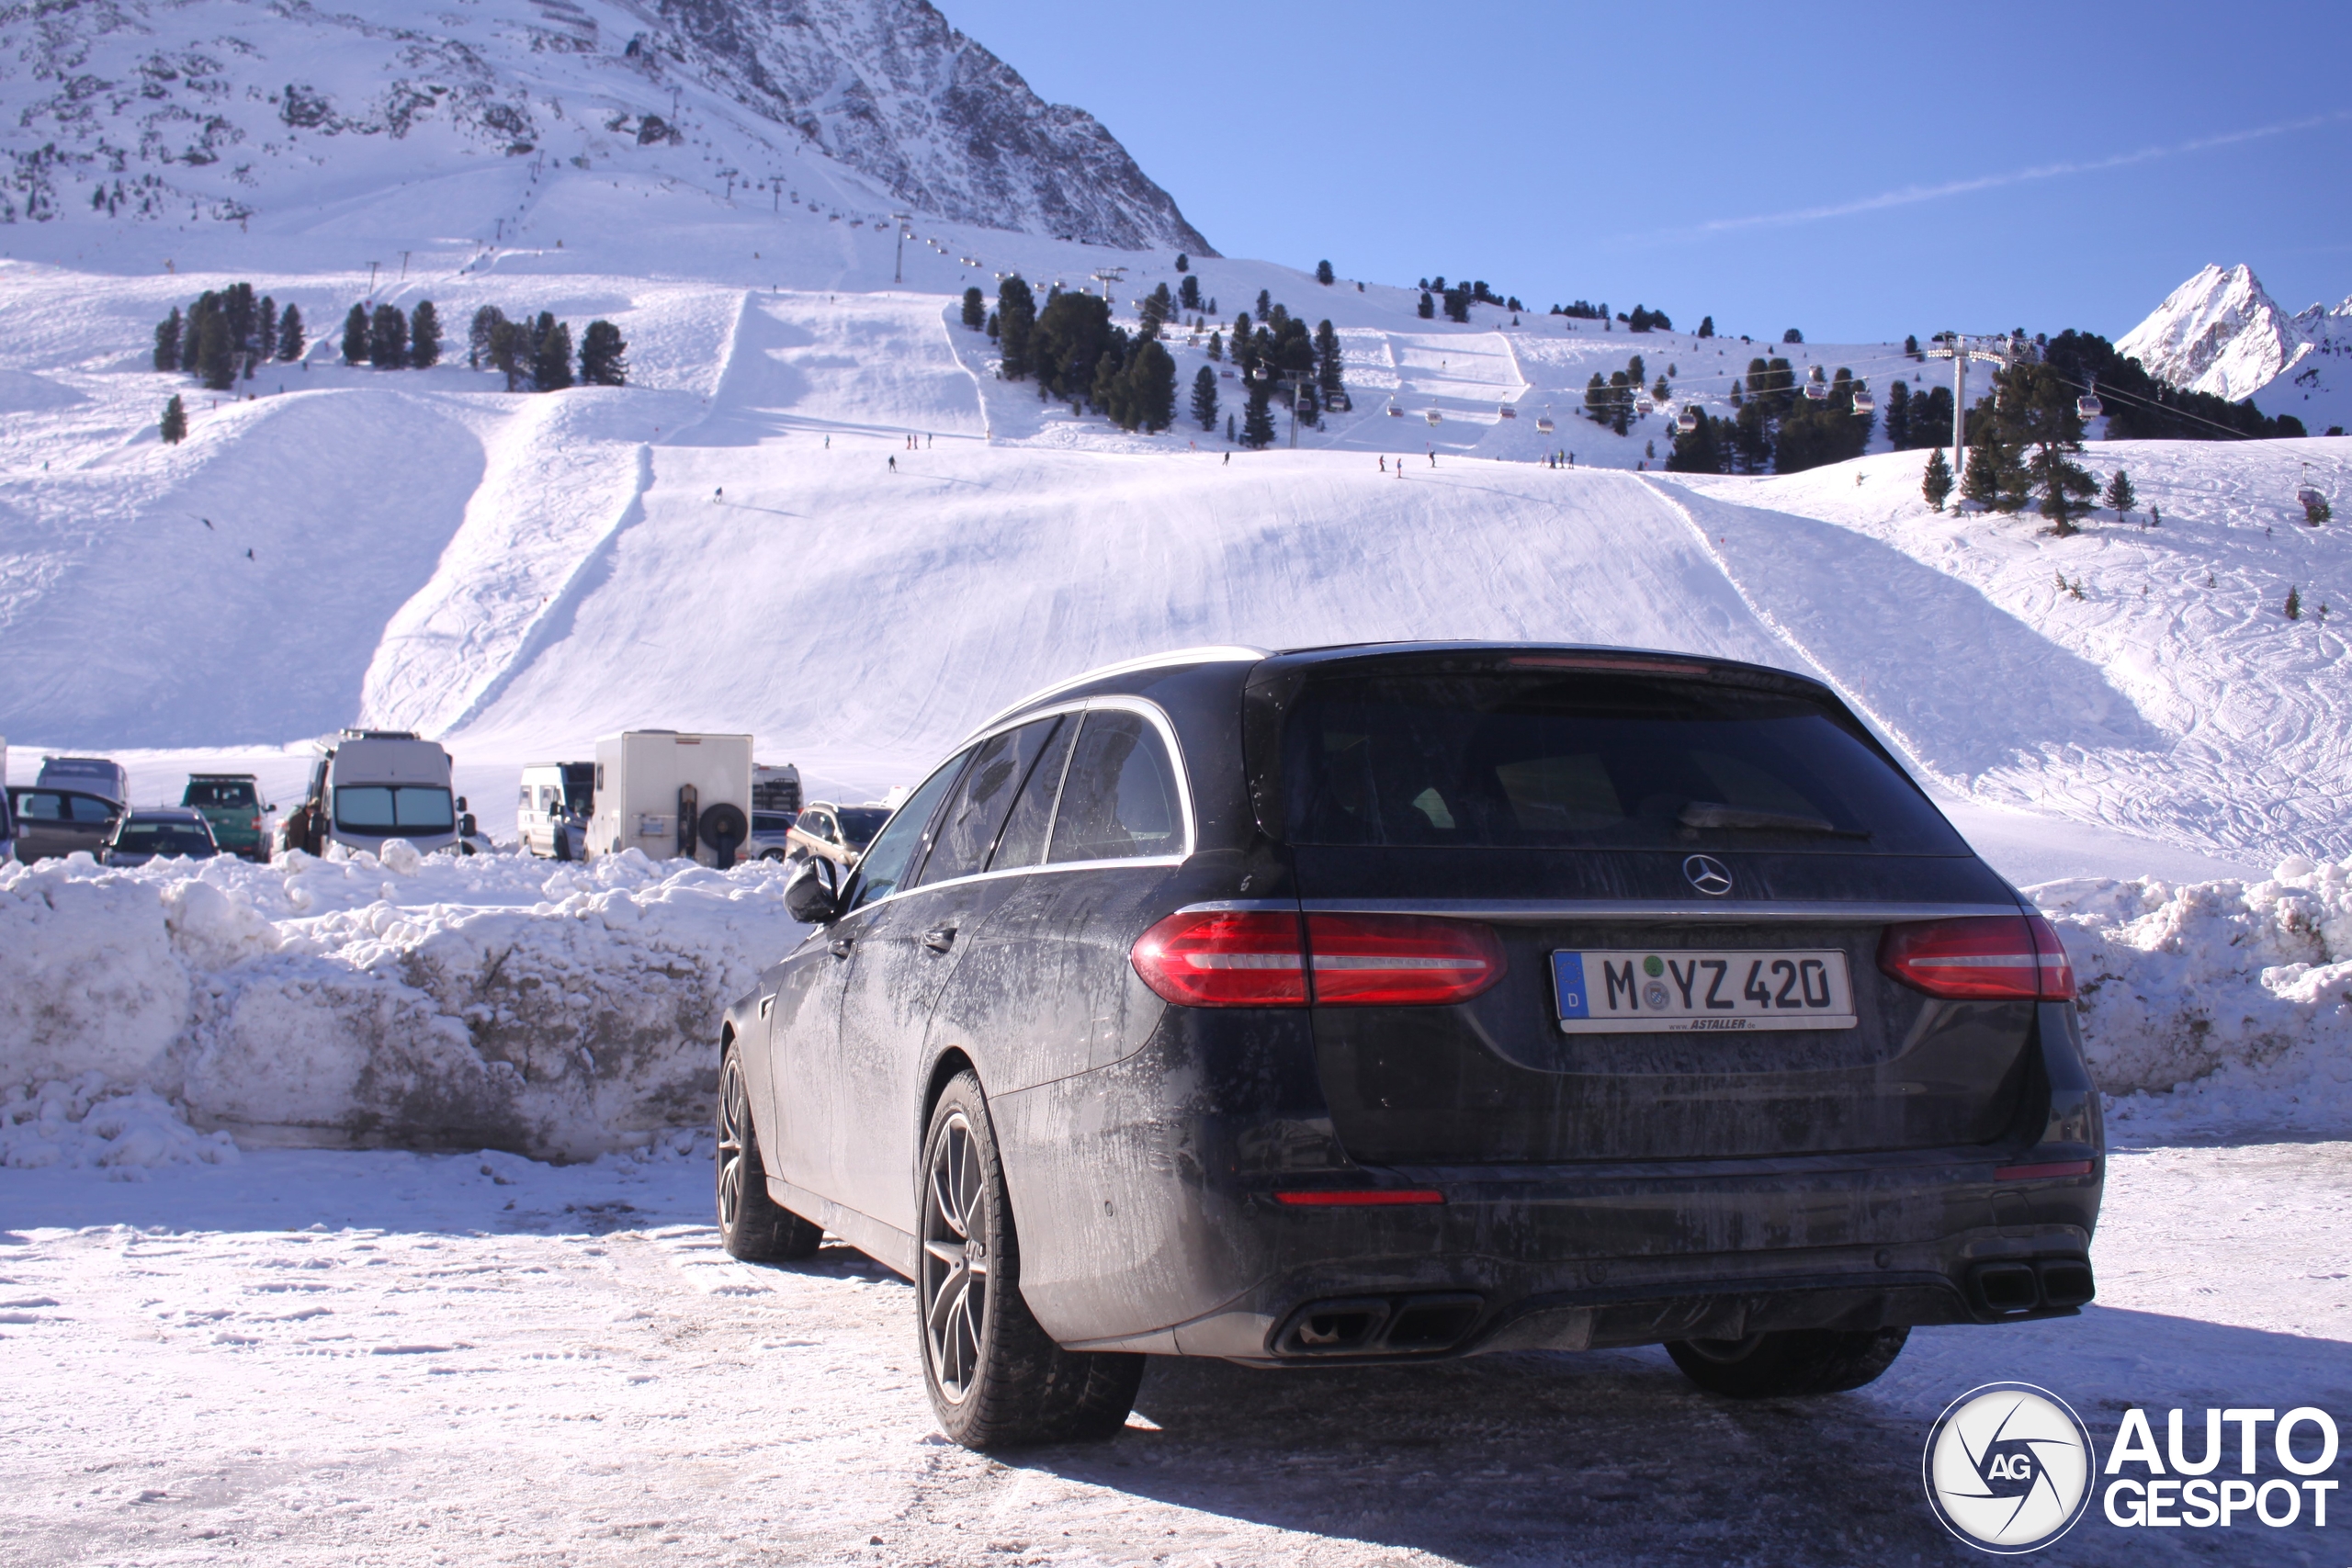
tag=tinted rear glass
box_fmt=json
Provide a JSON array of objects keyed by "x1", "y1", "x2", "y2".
[
  {"x1": 836, "y1": 808, "x2": 889, "y2": 845},
  {"x1": 184, "y1": 779, "x2": 256, "y2": 808},
  {"x1": 1283, "y1": 672, "x2": 1965, "y2": 854},
  {"x1": 116, "y1": 822, "x2": 215, "y2": 855}
]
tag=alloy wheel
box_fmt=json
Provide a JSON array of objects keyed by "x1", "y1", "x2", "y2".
[
  {"x1": 921, "y1": 1111, "x2": 989, "y2": 1403},
  {"x1": 716, "y1": 1055, "x2": 752, "y2": 1235}
]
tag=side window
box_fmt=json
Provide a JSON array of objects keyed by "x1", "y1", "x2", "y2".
[
  {"x1": 71, "y1": 795, "x2": 117, "y2": 824},
  {"x1": 842, "y1": 750, "x2": 971, "y2": 914},
  {"x1": 18, "y1": 792, "x2": 63, "y2": 821},
  {"x1": 518, "y1": 784, "x2": 533, "y2": 808},
  {"x1": 918, "y1": 717, "x2": 1062, "y2": 886},
  {"x1": 987, "y1": 716, "x2": 1077, "y2": 871},
  {"x1": 1046, "y1": 711, "x2": 1183, "y2": 863}
]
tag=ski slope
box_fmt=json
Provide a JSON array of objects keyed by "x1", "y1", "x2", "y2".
[{"x1": 0, "y1": 152, "x2": 2346, "y2": 871}]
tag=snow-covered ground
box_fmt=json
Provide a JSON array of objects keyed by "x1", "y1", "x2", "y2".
[{"x1": 4, "y1": 1137, "x2": 2347, "y2": 1566}]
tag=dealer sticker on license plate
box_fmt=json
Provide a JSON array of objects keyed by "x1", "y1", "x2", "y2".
[{"x1": 1551, "y1": 949, "x2": 1857, "y2": 1033}]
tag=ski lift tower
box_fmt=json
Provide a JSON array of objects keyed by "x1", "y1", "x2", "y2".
[
  {"x1": 1091, "y1": 266, "x2": 1126, "y2": 302},
  {"x1": 1924, "y1": 333, "x2": 2014, "y2": 455},
  {"x1": 892, "y1": 213, "x2": 912, "y2": 284}
]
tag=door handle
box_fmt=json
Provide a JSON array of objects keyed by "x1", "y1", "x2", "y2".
[
  {"x1": 922, "y1": 926, "x2": 956, "y2": 953},
  {"x1": 829, "y1": 937, "x2": 854, "y2": 958}
]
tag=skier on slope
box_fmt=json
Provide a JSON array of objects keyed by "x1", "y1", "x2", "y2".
[{"x1": 888, "y1": 455, "x2": 897, "y2": 473}]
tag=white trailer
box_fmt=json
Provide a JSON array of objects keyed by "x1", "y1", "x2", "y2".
[{"x1": 587, "y1": 731, "x2": 754, "y2": 867}]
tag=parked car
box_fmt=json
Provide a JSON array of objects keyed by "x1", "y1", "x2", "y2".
[
  {"x1": 517, "y1": 761, "x2": 596, "y2": 859},
  {"x1": 750, "y1": 809, "x2": 798, "y2": 861},
  {"x1": 101, "y1": 807, "x2": 220, "y2": 866},
  {"x1": 713, "y1": 643, "x2": 2103, "y2": 1450},
  {"x1": 182, "y1": 773, "x2": 272, "y2": 861},
  {"x1": 8, "y1": 786, "x2": 122, "y2": 862},
  {"x1": 36, "y1": 755, "x2": 128, "y2": 805},
  {"x1": 783, "y1": 800, "x2": 888, "y2": 869}
]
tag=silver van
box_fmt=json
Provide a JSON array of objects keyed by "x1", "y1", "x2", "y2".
[{"x1": 286, "y1": 730, "x2": 473, "y2": 857}]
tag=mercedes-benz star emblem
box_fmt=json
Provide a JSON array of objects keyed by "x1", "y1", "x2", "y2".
[{"x1": 1682, "y1": 854, "x2": 1734, "y2": 897}]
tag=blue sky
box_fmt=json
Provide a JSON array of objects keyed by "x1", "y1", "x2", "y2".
[{"x1": 943, "y1": 0, "x2": 2352, "y2": 344}]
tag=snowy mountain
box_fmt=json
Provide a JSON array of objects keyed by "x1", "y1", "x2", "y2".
[
  {"x1": 2118, "y1": 263, "x2": 2352, "y2": 432},
  {"x1": 0, "y1": 0, "x2": 1209, "y2": 254},
  {"x1": 2118, "y1": 264, "x2": 2303, "y2": 400}
]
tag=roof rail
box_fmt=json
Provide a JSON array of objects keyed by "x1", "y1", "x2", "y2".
[
  {"x1": 340, "y1": 728, "x2": 421, "y2": 740},
  {"x1": 974, "y1": 646, "x2": 1270, "y2": 733}
]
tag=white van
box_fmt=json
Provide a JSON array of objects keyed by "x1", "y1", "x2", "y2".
[
  {"x1": 585, "y1": 730, "x2": 752, "y2": 867},
  {"x1": 288, "y1": 730, "x2": 471, "y2": 857},
  {"x1": 517, "y1": 761, "x2": 595, "y2": 859}
]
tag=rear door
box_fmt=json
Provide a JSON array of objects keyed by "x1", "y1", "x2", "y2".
[{"x1": 1264, "y1": 658, "x2": 2035, "y2": 1165}]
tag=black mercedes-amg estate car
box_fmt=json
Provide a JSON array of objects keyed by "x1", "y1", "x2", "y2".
[{"x1": 715, "y1": 643, "x2": 2101, "y2": 1450}]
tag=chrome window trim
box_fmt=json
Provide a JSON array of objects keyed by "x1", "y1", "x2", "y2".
[
  {"x1": 1176, "y1": 898, "x2": 2026, "y2": 923},
  {"x1": 831, "y1": 695, "x2": 1196, "y2": 922}
]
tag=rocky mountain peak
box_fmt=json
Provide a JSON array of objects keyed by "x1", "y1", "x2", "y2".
[{"x1": 2117, "y1": 263, "x2": 2303, "y2": 401}]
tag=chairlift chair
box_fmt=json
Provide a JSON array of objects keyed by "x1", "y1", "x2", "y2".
[
  {"x1": 1536, "y1": 409, "x2": 1555, "y2": 434},
  {"x1": 1427, "y1": 408, "x2": 1442, "y2": 425},
  {"x1": 1636, "y1": 398, "x2": 1656, "y2": 416},
  {"x1": 1804, "y1": 382, "x2": 1829, "y2": 400},
  {"x1": 1386, "y1": 399, "x2": 1402, "y2": 416},
  {"x1": 1498, "y1": 404, "x2": 1516, "y2": 419},
  {"x1": 1850, "y1": 389, "x2": 1875, "y2": 415},
  {"x1": 2076, "y1": 378, "x2": 2104, "y2": 420}
]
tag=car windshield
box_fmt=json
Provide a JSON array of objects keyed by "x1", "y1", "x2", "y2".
[
  {"x1": 752, "y1": 813, "x2": 794, "y2": 832},
  {"x1": 334, "y1": 785, "x2": 456, "y2": 834},
  {"x1": 836, "y1": 808, "x2": 890, "y2": 847},
  {"x1": 1283, "y1": 671, "x2": 1966, "y2": 854},
  {"x1": 115, "y1": 822, "x2": 214, "y2": 856},
  {"x1": 183, "y1": 779, "x2": 256, "y2": 808}
]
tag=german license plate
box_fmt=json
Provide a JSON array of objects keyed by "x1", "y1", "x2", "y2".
[{"x1": 1551, "y1": 949, "x2": 1857, "y2": 1033}]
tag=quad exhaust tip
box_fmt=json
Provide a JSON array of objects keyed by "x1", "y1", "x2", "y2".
[
  {"x1": 1969, "y1": 1257, "x2": 2096, "y2": 1317},
  {"x1": 1277, "y1": 1293, "x2": 1484, "y2": 1357}
]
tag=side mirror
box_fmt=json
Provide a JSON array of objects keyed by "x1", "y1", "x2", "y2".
[
  {"x1": 456, "y1": 795, "x2": 469, "y2": 812},
  {"x1": 783, "y1": 857, "x2": 841, "y2": 925}
]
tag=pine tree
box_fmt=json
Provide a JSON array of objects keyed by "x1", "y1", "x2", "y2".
[
  {"x1": 1961, "y1": 442, "x2": 2000, "y2": 510},
  {"x1": 153, "y1": 308, "x2": 183, "y2": 372},
  {"x1": 1315, "y1": 259, "x2": 1335, "y2": 286},
  {"x1": 1191, "y1": 364, "x2": 1219, "y2": 431},
  {"x1": 1921, "y1": 446, "x2": 1954, "y2": 512},
  {"x1": 1652, "y1": 376, "x2": 1669, "y2": 403},
  {"x1": 259, "y1": 297, "x2": 277, "y2": 362},
  {"x1": 533, "y1": 316, "x2": 574, "y2": 391},
  {"x1": 469, "y1": 305, "x2": 505, "y2": 369},
  {"x1": 1206, "y1": 329, "x2": 1222, "y2": 361},
  {"x1": 1883, "y1": 379, "x2": 1912, "y2": 449},
  {"x1": 1226, "y1": 412, "x2": 1235, "y2": 444},
  {"x1": 985, "y1": 310, "x2": 1000, "y2": 341},
  {"x1": 1178, "y1": 275, "x2": 1201, "y2": 311},
  {"x1": 1256, "y1": 288, "x2": 1272, "y2": 319},
  {"x1": 961, "y1": 286, "x2": 985, "y2": 330},
  {"x1": 342, "y1": 303, "x2": 370, "y2": 364},
  {"x1": 408, "y1": 299, "x2": 442, "y2": 369},
  {"x1": 1139, "y1": 281, "x2": 1172, "y2": 341},
  {"x1": 2286, "y1": 585, "x2": 2301, "y2": 620},
  {"x1": 276, "y1": 302, "x2": 305, "y2": 362},
  {"x1": 1314, "y1": 319, "x2": 1342, "y2": 395},
  {"x1": 486, "y1": 315, "x2": 526, "y2": 390},
  {"x1": 1608, "y1": 371, "x2": 1631, "y2": 435},
  {"x1": 368, "y1": 304, "x2": 408, "y2": 368},
  {"x1": 2103, "y1": 468, "x2": 2135, "y2": 516},
  {"x1": 1174, "y1": 254, "x2": 1189, "y2": 273},
  {"x1": 579, "y1": 320, "x2": 628, "y2": 386},
  {"x1": 196, "y1": 310, "x2": 234, "y2": 390},
  {"x1": 1904, "y1": 333, "x2": 1921, "y2": 358},
  {"x1": 159, "y1": 393, "x2": 187, "y2": 445},
  {"x1": 1240, "y1": 384, "x2": 1275, "y2": 449},
  {"x1": 1128, "y1": 338, "x2": 1178, "y2": 432},
  {"x1": 1417, "y1": 290, "x2": 1434, "y2": 320},
  {"x1": 1697, "y1": 316, "x2": 1714, "y2": 338},
  {"x1": 997, "y1": 276, "x2": 1037, "y2": 379}
]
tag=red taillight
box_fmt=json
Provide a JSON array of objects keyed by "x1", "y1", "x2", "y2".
[
  {"x1": 1995, "y1": 1159, "x2": 2094, "y2": 1181},
  {"x1": 1129, "y1": 910, "x2": 1507, "y2": 1009},
  {"x1": 1130, "y1": 910, "x2": 1308, "y2": 1007},
  {"x1": 1305, "y1": 913, "x2": 1506, "y2": 1006},
  {"x1": 1879, "y1": 915, "x2": 2074, "y2": 1001},
  {"x1": 2025, "y1": 910, "x2": 2076, "y2": 999},
  {"x1": 1273, "y1": 1189, "x2": 1445, "y2": 1207}
]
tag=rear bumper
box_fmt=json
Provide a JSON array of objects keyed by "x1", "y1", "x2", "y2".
[{"x1": 1059, "y1": 1155, "x2": 2099, "y2": 1362}]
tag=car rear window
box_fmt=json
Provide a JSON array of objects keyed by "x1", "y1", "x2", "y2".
[
  {"x1": 183, "y1": 779, "x2": 256, "y2": 808},
  {"x1": 334, "y1": 785, "x2": 455, "y2": 833},
  {"x1": 1283, "y1": 671, "x2": 1965, "y2": 854},
  {"x1": 116, "y1": 822, "x2": 214, "y2": 855},
  {"x1": 835, "y1": 808, "x2": 889, "y2": 846}
]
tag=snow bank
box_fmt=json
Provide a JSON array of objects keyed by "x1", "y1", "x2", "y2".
[
  {"x1": 1, "y1": 1076, "x2": 240, "y2": 1177},
  {"x1": 0, "y1": 847, "x2": 805, "y2": 1162},
  {"x1": 2033, "y1": 857, "x2": 2352, "y2": 1134}
]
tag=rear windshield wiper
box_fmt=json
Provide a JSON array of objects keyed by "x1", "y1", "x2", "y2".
[{"x1": 1677, "y1": 800, "x2": 1870, "y2": 838}]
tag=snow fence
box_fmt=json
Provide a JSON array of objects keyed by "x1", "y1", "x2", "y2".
[
  {"x1": 1, "y1": 846, "x2": 802, "y2": 1164},
  {"x1": 6, "y1": 848, "x2": 2352, "y2": 1164}
]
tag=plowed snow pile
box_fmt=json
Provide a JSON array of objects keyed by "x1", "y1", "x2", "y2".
[
  {"x1": 0, "y1": 848, "x2": 801, "y2": 1165},
  {"x1": 6, "y1": 845, "x2": 2350, "y2": 1155}
]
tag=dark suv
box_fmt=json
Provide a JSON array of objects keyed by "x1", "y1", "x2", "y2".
[{"x1": 716, "y1": 644, "x2": 2101, "y2": 1450}]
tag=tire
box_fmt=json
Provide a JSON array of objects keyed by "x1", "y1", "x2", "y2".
[
  {"x1": 715, "y1": 1047, "x2": 822, "y2": 1262},
  {"x1": 918, "y1": 1071, "x2": 1143, "y2": 1450},
  {"x1": 1665, "y1": 1325, "x2": 1910, "y2": 1398},
  {"x1": 761, "y1": 848, "x2": 786, "y2": 863}
]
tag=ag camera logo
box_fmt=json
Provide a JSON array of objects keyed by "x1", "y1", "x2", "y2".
[{"x1": 1923, "y1": 1382, "x2": 2097, "y2": 1552}]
